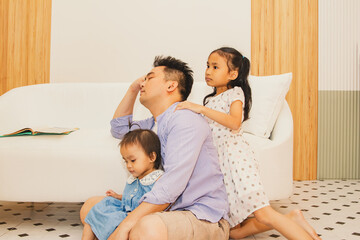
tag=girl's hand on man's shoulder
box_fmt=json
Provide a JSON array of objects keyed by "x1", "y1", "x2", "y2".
[{"x1": 175, "y1": 101, "x2": 203, "y2": 114}]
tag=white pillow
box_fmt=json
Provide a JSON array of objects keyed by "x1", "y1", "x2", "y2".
[{"x1": 242, "y1": 73, "x2": 292, "y2": 138}]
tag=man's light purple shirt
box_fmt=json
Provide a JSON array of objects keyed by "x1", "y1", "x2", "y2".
[{"x1": 110, "y1": 103, "x2": 229, "y2": 223}]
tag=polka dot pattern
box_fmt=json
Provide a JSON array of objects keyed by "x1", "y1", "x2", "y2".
[{"x1": 205, "y1": 87, "x2": 269, "y2": 227}]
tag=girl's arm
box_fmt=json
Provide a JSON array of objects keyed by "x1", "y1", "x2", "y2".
[{"x1": 175, "y1": 100, "x2": 243, "y2": 130}]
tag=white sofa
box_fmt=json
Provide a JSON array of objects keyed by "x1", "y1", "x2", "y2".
[{"x1": 0, "y1": 81, "x2": 293, "y2": 202}]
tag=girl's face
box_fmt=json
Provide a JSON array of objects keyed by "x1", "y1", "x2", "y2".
[
  {"x1": 205, "y1": 52, "x2": 237, "y2": 95},
  {"x1": 120, "y1": 143, "x2": 156, "y2": 179}
]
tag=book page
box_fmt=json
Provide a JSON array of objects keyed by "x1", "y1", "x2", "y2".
[
  {"x1": 0, "y1": 127, "x2": 79, "y2": 137},
  {"x1": 33, "y1": 127, "x2": 79, "y2": 134}
]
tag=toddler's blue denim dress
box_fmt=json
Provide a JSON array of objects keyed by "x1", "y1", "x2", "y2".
[{"x1": 85, "y1": 170, "x2": 163, "y2": 240}]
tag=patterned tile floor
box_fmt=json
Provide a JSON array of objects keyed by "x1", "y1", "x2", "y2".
[{"x1": 0, "y1": 180, "x2": 359, "y2": 240}]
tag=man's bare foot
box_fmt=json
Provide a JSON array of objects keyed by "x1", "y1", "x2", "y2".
[{"x1": 289, "y1": 209, "x2": 322, "y2": 240}]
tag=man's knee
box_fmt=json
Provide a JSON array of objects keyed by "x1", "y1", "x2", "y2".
[{"x1": 129, "y1": 214, "x2": 167, "y2": 240}]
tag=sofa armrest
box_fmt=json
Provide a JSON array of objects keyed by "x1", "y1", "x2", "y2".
[{"x1": 252, "y1": 100, "x2": 294, "y2": 200}]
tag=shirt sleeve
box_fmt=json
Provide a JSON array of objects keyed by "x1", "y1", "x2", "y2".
[
  {"x1": 110, "y1": 115, "x2": 154, "y2": 139},
  {"x1": 140, "y1": 110, "x2": 209, "y2": 204},
  {"x1": 230, "y1": 86, "x2": 245, "y2": 104}
]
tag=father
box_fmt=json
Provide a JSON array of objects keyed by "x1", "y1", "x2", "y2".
[{"x1": 80, "y1": 56, "x2": 229, "y2": 240}]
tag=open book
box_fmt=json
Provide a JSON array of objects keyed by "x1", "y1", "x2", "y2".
[{"x1": 0, "y1": 127, "x2": 79, "y2": 137}]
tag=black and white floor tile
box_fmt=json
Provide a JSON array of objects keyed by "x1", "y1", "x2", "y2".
[
  {"x1": 0, "y1": 202, "x2": 83, "y2": 240},
  {"x1": 0, "y1": 180, "x2": 359, "y2": 239}
]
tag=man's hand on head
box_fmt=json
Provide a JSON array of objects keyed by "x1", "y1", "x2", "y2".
[{"x1": 130, "y1": 75, "x2": 146, "y2": 93}]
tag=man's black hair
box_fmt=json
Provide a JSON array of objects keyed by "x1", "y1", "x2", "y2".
[{"x1": 153, "y1": 56, "x2": 194, "y2": 101}]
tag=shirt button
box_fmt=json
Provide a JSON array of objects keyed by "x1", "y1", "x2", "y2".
[
  {"x1": 134, "y1": 189, "x2": 138, "y2": 192},
  {"x1": 130, "y1": 194, "x2": 134, "y2": 197}
]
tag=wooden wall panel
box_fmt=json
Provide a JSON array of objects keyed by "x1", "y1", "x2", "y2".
[
  {"x1": 294, "y1": 0, "x2": 318, "y2": 180},
  {"x1": 0, "y1": 0, "x2": 9, "y2": 94},
  {"x1": 251, "y1": 0, "x2": 318, "y2": 180},
  {"x1": 0, "y1": 0, "x2": 51, "y2": 96}
]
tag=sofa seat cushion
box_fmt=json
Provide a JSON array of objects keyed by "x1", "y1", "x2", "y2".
[{"x1": 0, "y1": 128, "x2": 128, "y2": 202}]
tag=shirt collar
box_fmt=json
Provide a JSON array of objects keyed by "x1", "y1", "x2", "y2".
[
  {"x1": 156, "y1": 102, "x2": 179, "y2": 123},
  {"x1": 126, "y1": 169, "x2": 164, "y2": 185}
]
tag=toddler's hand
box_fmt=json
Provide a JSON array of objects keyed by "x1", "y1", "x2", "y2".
[
  {"x1": 175, "y1": 101, "x2": 203, "y2": 114},
  {"x1": 106, "y1": 189, "x2": 116, "y2": 196},
  {"x1": 106, "y1": 190, "x2": 122, "y2": 200}
]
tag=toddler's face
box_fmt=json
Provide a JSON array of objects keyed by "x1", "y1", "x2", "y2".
[{"x1": 120, "y1": 143, "x2": 155, "y2": 179}]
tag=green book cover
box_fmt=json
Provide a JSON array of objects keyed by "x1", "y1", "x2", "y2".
[{"x1": 0, "y1": 127, "x2": 79, "y2": 137}]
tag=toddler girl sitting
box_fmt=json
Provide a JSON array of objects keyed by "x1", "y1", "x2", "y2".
[{"x1": 82, "y1": 129, "x2": 163, "y2": 240}]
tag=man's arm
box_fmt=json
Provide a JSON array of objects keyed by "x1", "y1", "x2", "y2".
[
  {"x1": 111, "y1": 76, "x2": 154, "y2": 139},
  {"x1": 113, "y1": 76, "x2": 144, "y2": 119},
  {"x1": 109, "y1": 110, "x2": 209, "y2": 239},
  {"x1": 108, "y1": 202, "x2": 169, "y2": 240},
  {"x1": 141, "y1": 110, "x2": 209, "y2": 204}
]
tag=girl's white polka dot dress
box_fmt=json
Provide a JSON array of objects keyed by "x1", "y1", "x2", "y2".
[{"x1": 205, "y1": 86, "x2": 269, "y2": 227}]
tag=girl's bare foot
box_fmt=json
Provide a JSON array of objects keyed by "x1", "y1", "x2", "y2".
[
  {"x1": 229, "y1": 223, "x2": 243, "y2": 239},
  {"x1": 289, "y1": 209, "x2": 322, "y2": 240}
]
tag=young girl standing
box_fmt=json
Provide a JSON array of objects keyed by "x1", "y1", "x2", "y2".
[
  {"x1": 176, "y1": 47, "x2": 320, "y2": 240},
  {"x1": 81, "y1": 129, "x2": 163, "y2": 240}
]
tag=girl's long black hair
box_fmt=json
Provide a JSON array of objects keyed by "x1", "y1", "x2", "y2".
[{"x1": 203, "y1": 47, "x2": 252, "y2": 121}]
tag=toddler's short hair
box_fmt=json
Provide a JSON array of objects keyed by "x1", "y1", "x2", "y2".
[{"x1": 120, "y1": 129, "x2": 162, "y2": 170}]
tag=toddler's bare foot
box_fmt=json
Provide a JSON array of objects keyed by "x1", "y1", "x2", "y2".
[{"x1": 289, "y1": 209, "x2": 322, "y2": 240}]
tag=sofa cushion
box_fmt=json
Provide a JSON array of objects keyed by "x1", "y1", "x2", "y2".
[
  {"x1": 242, "y1": 73, "x2": 292, "y2": 138},
  {"x1": 0, "y1": 128, "x2": 129, "y2": 202}
]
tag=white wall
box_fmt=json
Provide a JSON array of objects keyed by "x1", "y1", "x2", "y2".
[
  {"x1": 319, "y1": 0, "x2": 360, "y2": 91},
  {"x1": 50, "y1": 0, "x2": 251, "y2": 83}
]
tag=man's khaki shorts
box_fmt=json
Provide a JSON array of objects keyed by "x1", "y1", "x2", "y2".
[{"x1": 152, "y1": 211, "x2": 230, "y2": 240}]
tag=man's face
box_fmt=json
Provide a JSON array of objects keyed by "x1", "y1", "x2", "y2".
[{"x1": 139, "y1": 66, "x2": 168, "y2": 106}]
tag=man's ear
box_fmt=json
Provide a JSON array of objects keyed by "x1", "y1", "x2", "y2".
[
  {"x1": 166, "y1": 81, "x2": 179, "y2": 92},
  {"x1": 230, "y1": 71, "x2": 238, "y2": 81}
]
